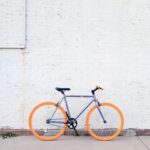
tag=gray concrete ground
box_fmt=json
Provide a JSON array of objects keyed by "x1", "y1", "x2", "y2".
[{"x1": 0, "y1": 136, "x2": 150, "y2": 150}]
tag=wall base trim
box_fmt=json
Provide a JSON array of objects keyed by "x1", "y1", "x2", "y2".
[{"x1": 0, "y1": 129, "x2": 150, "y2": 136}]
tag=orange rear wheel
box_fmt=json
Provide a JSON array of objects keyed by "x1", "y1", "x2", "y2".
[
  {"x1": 86, "y1": 103, "x2": 124, "y2": 141},
  {"x1": 29, "y1": 102, "x2": 67, "y2": 141}
]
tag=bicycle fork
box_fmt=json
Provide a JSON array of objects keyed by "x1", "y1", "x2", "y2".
[{"x1": 96, "y1": 102, "x2": 107, "y2": 124}]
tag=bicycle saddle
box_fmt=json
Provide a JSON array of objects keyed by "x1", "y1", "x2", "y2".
[{"x1": 55, "y1": 87, "x2": 71, "y2": 92}]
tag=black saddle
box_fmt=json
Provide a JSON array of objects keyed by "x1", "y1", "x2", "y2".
[{"x1": 55, "y1": 87, "x2": 71, "y2": 92}]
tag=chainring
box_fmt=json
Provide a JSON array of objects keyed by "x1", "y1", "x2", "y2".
[{"x1": 67, "y1": 118, "x2": 78, "y2": 129}]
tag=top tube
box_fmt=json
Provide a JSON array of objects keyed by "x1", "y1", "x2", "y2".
[{"x1": 65, "y1": 95, "x2": 94, "y2": 98}]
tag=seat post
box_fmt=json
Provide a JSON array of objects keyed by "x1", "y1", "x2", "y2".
[{"x1": 60, "y1": 91, "x2": 65, "y2": 95}]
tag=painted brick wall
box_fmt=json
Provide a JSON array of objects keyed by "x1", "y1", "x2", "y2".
[
  {"x1": 0, "y1": 0, "x2": 150, "y2": 129},
  {"x1": 0, "y1": 0, "x2": 25, "y2": 48}
]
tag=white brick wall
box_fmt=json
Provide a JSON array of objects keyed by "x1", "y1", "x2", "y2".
[
  {"x1": 0, "y1": 0, "x2": 150, "y2": 129},
  {"x1": 0, "y1": 0, "x2": 25, "y2": 48}
]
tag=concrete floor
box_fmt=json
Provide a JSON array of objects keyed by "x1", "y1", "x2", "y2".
[{"x1": 0, "y1": 136, "x2": 150, "y2": 150}]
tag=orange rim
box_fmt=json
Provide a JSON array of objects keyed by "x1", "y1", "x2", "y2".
[
  {"x1": 29, "y1": 102, "x2": 67, "y2": 141},
  {"x1": 86, "y1": 103, "x2": 124, "y2": 141}
]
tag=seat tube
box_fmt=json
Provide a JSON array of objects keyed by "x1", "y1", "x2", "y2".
[{"x1": 64, "y1": 94, "x2": 71, "y2": 118}]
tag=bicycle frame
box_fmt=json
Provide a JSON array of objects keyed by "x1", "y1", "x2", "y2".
[
  {"x1": 29, "y1": 86, "x2": 124, "y2": 141},
  {"x1": 48, "y1": 92, "x2": 106, "y2": 124},
  {"x1": 64, "y1": 94, "x2": 96, "y2": 119}
]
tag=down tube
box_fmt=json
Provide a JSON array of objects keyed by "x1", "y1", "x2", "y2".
[{"x1": 75, "y1": 100, "x2": 94, "y2": 120}]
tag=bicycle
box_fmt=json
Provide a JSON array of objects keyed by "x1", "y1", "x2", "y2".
[{"x1": 29, "y1": 86, "x2": 124, "y2": 141}]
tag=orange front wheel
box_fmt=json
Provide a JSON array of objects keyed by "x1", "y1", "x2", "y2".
[
  {"x1": 29, "y1": 102, "x2": 67, "y2": 141},
  {"x1": 86, "y1": 103, "x2": 124, "y2": 141}
]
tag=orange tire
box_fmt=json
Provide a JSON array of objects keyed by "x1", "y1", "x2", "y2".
[
  {"x1": 29, "y1": 102, "x2": 67, "y2": 141},
  {"x1": 86, "y1": 103, "x2": 124, "y2": 141}
]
